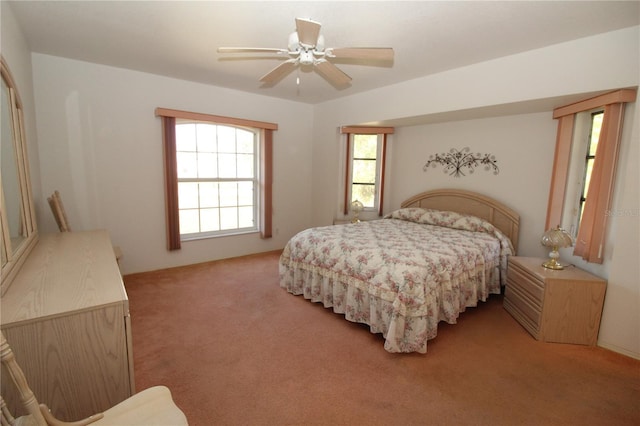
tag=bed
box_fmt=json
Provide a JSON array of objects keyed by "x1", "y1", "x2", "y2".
[{"x1": 279, "y1": 189, "x2": 520, "y2": 353}]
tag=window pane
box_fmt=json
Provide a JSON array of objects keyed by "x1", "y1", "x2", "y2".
[
  {"x1": 353, "y1": 135, "x2": 378, "y2": 158},
  {"x1": 238, "y1": 181, "x2": 254, "y2": 206},
  {"x1": 178, "y1": 182, "x2": 199, "y2": 209},
  {"x1": 583, "y1": 159, "x2": 595, "y2": 198},
  {"x1": 196, "y1": 124, "x2": 216, "y2": 152},
  {"x1": 589, "y1": 113, "x2": 603, "y2": 156},
  {"x1": 177, "y1": 152, "x2": 198, "y2": 178},
  {"x1": 176, "y1": 123, "x2": 196, "y2": 151},
  {"x1": 352, "y1": 184, "x2": 375, "y2": 208},
  {"x1": 179, "y1": 209, "x2": 200, "y2": 234},
  {"x1": 220, "y1": 207, "x2": 238, "y2": 230},
  {"x1": 237, "y1": 130, "x2": 254, "y2": 153},
  {"x1": 237, "y1": 154, "x2": 254, "y2": 178},
  {"x1": 200, "y1": 208, "x2": 220, "y2": 232},
  {"x1": 353, "y1": 159, "x2": 376, "y2": 184},
  {"x1": 238, "y1": 206, "x2": 254, "y2": 227},
  {"x1": 218, "y1": 153, "x2": 237, "y2": 178},
  {"x1": 219, "y1": 182, "x2": 238, "y2": 207},
  {"x1": 218, "y1": 127, "x2": 236, "y2": 152},
  {"x1": 200, "y1": 182, "x2": 219, "y2": 208},
  {"x1": 197, "y1": 152, "x2": 218, "y2": 178}
]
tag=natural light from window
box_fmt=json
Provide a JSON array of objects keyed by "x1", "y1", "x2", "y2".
[
  {"x1": 577, "y1": 111, "x2": 603, "y2": 230},
  {"x1": 175, "y1": 121, "x2": 258, "y2": 238},
  {"x1": 350, "y1": 134, "x2": 381, "y2": 209}
]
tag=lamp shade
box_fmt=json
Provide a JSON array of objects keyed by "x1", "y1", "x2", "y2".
[
  {"x1": 541, "y1": 226, "x2": 573, "y2": 270},
  {"x1": 541, "y1": 226, "x2": 573, "y2": 249},
  {"x1": 351, "y1": 200, "x2": 364, "y2": 223}
]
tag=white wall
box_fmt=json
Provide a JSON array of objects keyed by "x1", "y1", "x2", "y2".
[
  {"x1": 312, "y1": 26, "x2": 639, "y2": 357},
  {"x1": 388, "y1": 113, "x2": 556, "y2": 258},
  {"x1": 31, "y1": 54, "x2": 315, "y2": 275},
  {"x1": 562, "y1": 98, "x2": 639, "y2": 359}
]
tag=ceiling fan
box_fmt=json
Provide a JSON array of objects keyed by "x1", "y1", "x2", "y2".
[{"x1": 217, "y1": 18, "x2": 394, "y2": 87}]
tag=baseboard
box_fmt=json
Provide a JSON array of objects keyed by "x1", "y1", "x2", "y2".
[{"x1": 598, "y1": 341, "x2": 640, "y2": 361}]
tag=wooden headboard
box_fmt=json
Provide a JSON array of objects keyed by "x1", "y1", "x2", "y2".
[{"x1": 401, "y1": 189, "x2": 520, "y2": 253}]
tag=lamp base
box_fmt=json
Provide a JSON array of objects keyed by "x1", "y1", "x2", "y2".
[{"x1": 542, "y1": 258, "x2": 565, "y2": 270}]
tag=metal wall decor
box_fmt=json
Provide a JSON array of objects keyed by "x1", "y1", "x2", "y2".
[{"x1": 423, "y1": 147, "x2": 499, "y2": 177}]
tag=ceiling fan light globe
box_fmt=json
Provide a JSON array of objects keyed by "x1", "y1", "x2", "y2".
[{"x1": 288, "y1": 32, "x2": 300, "y2": 52}]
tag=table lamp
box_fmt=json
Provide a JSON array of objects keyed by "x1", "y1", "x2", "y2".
[
  {"x1": 541, "y1": 226, "x2": 573, "y2": 270},
  {"x1": 351, "y1": 200, "x2": 364, "y2": 223}
]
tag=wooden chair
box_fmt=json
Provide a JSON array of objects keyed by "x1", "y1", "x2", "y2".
[
  {"x1": 47, "y1": 190, "x2": 71, "y2": 232},
  {"x1": 1, "y1": 331, "x2": 188, "y2": 426}
]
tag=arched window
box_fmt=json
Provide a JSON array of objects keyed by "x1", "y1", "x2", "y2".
[{"x1": 156, "y1": 108, "x2": 276, "y2": 250}]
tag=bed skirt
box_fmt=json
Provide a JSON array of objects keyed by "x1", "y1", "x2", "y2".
[{"x1": 279, "y1": 257, "x2": 502, "y2": 354}]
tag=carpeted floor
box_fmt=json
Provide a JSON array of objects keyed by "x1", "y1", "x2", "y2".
[{"x1": 124, "y1": 250, "x2": 640, "y2": 426}]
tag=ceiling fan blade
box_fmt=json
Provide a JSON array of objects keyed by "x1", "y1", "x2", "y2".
[
  {"x1": 328, "y1": 47, "x2": 394, "y2": 61},
  {"x1": 295, "y1": 18, "x2": 321, "y2": 47},
  {"x1": 218, "y1": 47, "x2": 287, "y2": 54},
  {"x1": 314, "y1": 60, "x2": 351, "y2": 87},
  {"x1": 260, "y1": 59, "x2": 298, "y2": 84}
]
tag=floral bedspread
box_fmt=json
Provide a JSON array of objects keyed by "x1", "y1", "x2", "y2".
[{"x1": 279, "y1": 208, "x2": 514, "y2": 353}]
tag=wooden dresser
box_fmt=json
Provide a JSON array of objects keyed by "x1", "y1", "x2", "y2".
[
  {"x1": 503, "y1": 256, "x2": 607, "y2": 346},
  {"x1": 1, "y1": 230, "x2": 134, "y2": 421}
]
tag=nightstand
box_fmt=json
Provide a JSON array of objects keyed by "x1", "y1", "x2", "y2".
[{"x1": 503, "y1": 256, "x2": 607, "y2": 346}]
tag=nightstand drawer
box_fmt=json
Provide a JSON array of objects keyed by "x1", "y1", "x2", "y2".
[
  {"x1": 507, "y1": 261, "x2": 544, "y2": 306},
  {"x1": 504, "y1": 280, "x2": 541, "y2": 332}
]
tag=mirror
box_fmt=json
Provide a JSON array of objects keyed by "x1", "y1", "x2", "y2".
[{"x1": 1, "y1": 56, "x2": 38, "y2": 295}]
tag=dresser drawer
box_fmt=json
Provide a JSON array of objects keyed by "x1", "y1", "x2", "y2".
[{"x1": 507, "y1": 261, "x2": 544, "y2": 307}]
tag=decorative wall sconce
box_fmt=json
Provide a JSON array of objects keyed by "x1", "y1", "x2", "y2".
[{"x1": 423, "y1": 147, "x2": 499, "y2": 177}]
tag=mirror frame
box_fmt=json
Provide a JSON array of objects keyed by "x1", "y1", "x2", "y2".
[{"x1": 1, "y1": 56, "x2": 38, "y2": 296}]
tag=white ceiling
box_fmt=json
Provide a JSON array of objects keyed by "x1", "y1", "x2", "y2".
[{"x1": 6, "y1": 1, "x2": 640, "y2": 105}]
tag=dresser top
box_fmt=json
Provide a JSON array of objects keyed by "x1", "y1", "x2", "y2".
[
  {"x1": 509, "y1": 256, "x2": 607, "y2": 283},
  {"x1": 1, "y1": 230, "x2": 127, "y2": 327}
]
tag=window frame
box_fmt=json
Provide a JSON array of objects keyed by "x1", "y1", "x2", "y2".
[
  {"x1": 156, "y1": 108, "x2": 277, "y2": 250},
  {"x1": 341, "y1": 126, "x2": 393, "y2": 217},
  {"x1": 546, "y1": 88, "x2": 636, "y2": 263},
  {"x1": 175, "y1": 120, "x2": 260, "y2": 240},
  {"x1": 560, "y1": 108, "x2": 604, "y2": 238},
  {"x1": 349, "y1": 133, "x2": 383, "y2": 211}
]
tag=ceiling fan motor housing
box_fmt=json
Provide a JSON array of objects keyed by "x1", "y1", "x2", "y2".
[{"x1": 299, "y1": 50, "x2": 314, "y2": 65}]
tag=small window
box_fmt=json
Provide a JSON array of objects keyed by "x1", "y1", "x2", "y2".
[
  {"x1": 561, "y1": 108, "x2": 604, "y2": 238},
  {"x1": 349, "y1": 133, "x2": 383, "y2": 210},
  {"x1": 576, "y1": 111, "x2": 604, "y2": 229},
  {"x1": 547, "y1": 88, "x2": 635, "y2": 264},
  {"x1": 175, "y1": 121, "x2": 259, "y2": 239},
  {"x1": 341, "y1": 126, "x2": 392, "y2": 217}
]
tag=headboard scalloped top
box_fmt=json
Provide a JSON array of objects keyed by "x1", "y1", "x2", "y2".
[{"x1": 401, "y1": 189, "x2": 520, "y2": 253}]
